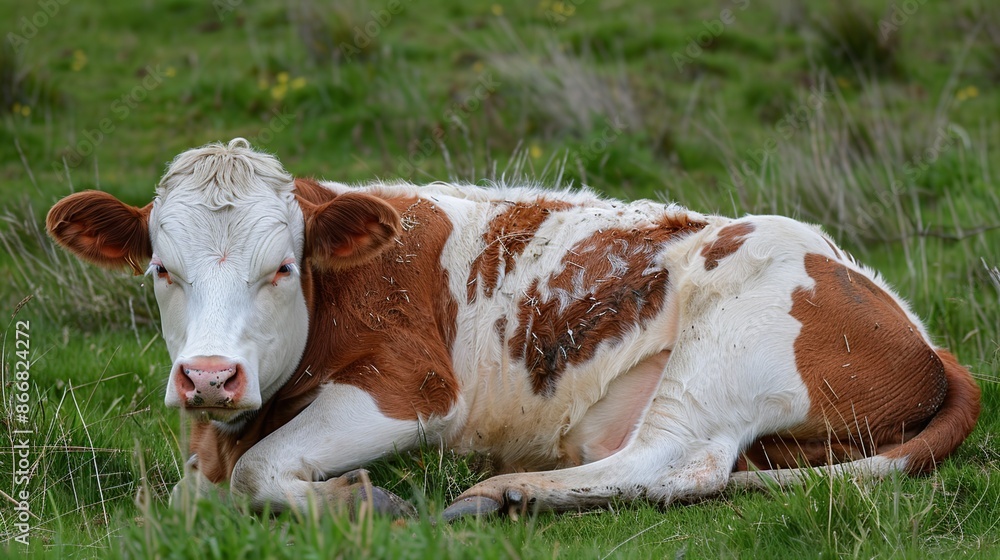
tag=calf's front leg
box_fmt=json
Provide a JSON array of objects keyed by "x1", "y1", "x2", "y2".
[
  {"x1": 170, "y1": 454, "x2": 228, "y2": 509},
  {"x1": 229, "y1": 383, "x2": 427, "y2": 515}
]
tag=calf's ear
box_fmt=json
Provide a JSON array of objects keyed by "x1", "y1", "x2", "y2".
[
  {"x1": 46, "y1": 190, "x2": 153, "y2": 275},
  {"x1": 298, "y1": 192, "x2": 400, "y2": 270}
]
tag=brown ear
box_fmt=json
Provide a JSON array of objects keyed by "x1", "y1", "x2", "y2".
[
  {"x1": 46, "y1": 190, "x2": 153, "y2": 274},
  {"x1": 299, "y1": 192, "x2": 400, "y2": 270},
  {"x1": 293, "y1": 177, "x2": 338, "y2": 205}
]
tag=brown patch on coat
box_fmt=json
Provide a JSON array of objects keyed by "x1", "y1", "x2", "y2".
[
  {"x1": 701, "y1": 222, "x2": 755, "y2": 271},
  {"x1": 190, "y1": 193, "x2": 460, "y2": 482},
  {"x1": 510, "y1": 215, "x2": 706, "y2": 396},
  {"x1": 467, "y1": 200, "x2": 573, "y2": 303},
  {"x1": 494, "y1": 316, "x2": 508, "y2": 342},
  {"x1": 739, "y1": 253, "x2": 950, "y2": 471}
]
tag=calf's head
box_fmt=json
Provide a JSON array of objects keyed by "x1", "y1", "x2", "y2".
[{"x1": 46, "y1": 139, "x2": 400, "y2": 422}]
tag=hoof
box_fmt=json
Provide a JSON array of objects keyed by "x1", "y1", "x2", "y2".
[
  {"x1": 337, "y1": 469, "x2": 415, "y2": 517},
  {"x1": 442, "y1": 496, "x2": 502, "y2": 522},
  {"x1": 364, "y1": 486, "x2": 416, "y2": 517},
  {"x1": 340, "y1": 468, "x2": 369, "y2": 485}
]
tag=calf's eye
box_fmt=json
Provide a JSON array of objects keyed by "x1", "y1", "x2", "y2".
[
  {"x1": 271, "y1": 261, "x2": 295, "y2": 286},
  {"x1": 154, "y1": 264, "x2": 173, "y2": 285}
]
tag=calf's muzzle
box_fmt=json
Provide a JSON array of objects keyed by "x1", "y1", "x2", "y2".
[{"x1": 175, "y1": 356, "x2": 248, "y2": 409}]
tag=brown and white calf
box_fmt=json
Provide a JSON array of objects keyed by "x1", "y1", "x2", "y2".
[{"x1": 46, "y1": 139, "x2": 980, "y2": 518}]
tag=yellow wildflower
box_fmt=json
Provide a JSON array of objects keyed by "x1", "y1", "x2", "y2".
[
  {"x1": 271, "y1": 83, "x2": 288, "y2": 101},
  {"x1": 164, "y1": 66, "x2": 177, "y2": 78},
  {"x1": 955, "y1": 85, "x2": 979, "y2": 103},
  {"x1": 71, "y1": 49, "x2": 87, "y2": 72},
  {"x1": 552, "y1": 2, "x2": 575, "y2": 16},
  {"x1": 530, "y1": 144, "x2": 543, "y2": 159},
  {"x1": 277, "y1": 71, "x2": 290, "y2": 84},
  {"x1": 491, "y1": 4, "x2": 503, "y2": 16},
  {"x1": 290, "y1": 76, "x2": 307, "y2": 90}
]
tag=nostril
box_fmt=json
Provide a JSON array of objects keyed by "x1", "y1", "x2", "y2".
[
  {"x1": 223, "y1": 369, "x2": 243, "y2": 392},
  {"x1": 176, "y1": 358, "x2": 247, "y2": 409},
  {"x1": 178, "y1": 367, "x2": 197, "y2": 393}
]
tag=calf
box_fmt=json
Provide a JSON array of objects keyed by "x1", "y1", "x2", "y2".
[{"x1": 46, "y1": 139, "x2": 980, "y2": 518}]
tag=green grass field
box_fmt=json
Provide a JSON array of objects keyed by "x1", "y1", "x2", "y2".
[{"x1": 2, "y1": 0, "x2": 999, "y2": 557}]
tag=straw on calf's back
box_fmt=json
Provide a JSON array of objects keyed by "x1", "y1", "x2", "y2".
[{"x1": 45, "y1": 139, "x2": 980, "y2": 516}]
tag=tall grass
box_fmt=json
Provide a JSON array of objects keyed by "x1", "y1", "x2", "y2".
[{"x1": 484, "y1": 19, "x2": 641, "y2": 138}]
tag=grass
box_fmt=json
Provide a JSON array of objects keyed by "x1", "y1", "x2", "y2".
[{"x1": 1, "y1": 0, "x2": 999, "y2": 557}]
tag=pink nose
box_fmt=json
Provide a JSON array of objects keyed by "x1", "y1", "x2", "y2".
[{"x1": 176, "y1": 357, "x2": 246, "y2": 408}]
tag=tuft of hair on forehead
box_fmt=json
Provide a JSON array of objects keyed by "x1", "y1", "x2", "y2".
[{"x1": 156, "y1": 138, "x2": 294, "y2": 208}]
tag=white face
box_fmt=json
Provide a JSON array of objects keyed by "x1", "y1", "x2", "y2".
[
  {"x1": 48, "y1": 140, "x2": 399, "y2": 424},
  {"x1": 153, "y1": 187, "x2": 309, "y2": 422}
]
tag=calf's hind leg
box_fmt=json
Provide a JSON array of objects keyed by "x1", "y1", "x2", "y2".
[
  {"x1": 443, "y1": 437, "x2": 738, "y2": 519},
  {"x1": 442, "y1": 339, "x2": 774, "y2": 518}
]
